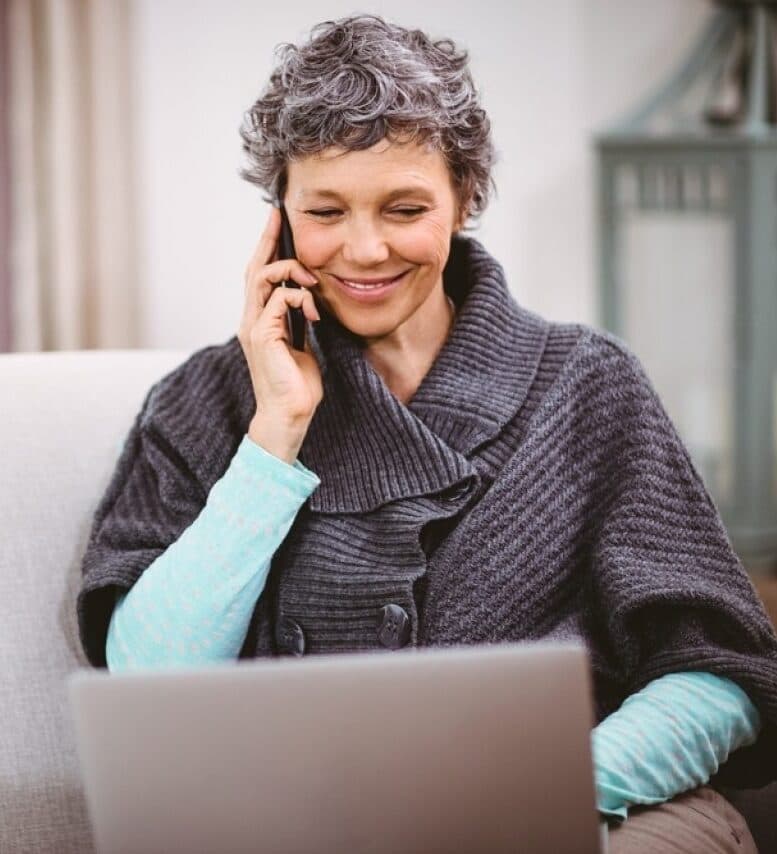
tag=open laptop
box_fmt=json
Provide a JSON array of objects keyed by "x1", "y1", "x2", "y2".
[{"x1": 67, "y1": 640, "x2": 608, "y2": 854}]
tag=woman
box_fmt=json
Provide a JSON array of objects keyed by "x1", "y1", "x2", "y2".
[{"x1": 77, "y1": 14, "x2": 777, "y2": 852}]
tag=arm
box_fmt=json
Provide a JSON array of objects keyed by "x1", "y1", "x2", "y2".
[
  {"x1": 579, "y1": 335, "x2": 777, "y2": 787},
  {"x1": 106, "y1": 434, "x2": 319, "y2": 671},
  {"x1": 592, "y1": 670, "x2": 762, "y2": 822}
]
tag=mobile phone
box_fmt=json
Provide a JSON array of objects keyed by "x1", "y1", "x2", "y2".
[{"x1": 277, "y1": 199, "x2": 306, "y2": 351}]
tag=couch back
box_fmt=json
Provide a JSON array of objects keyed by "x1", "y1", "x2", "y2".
[{"x1": 0, "y1": 349, "x2": 192, "y2": 854}]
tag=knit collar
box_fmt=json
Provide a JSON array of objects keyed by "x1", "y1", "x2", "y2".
[{"x1": 299, "y1": 233, "x2": 549, "y2": 513}]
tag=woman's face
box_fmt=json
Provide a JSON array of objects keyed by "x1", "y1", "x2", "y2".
[{"x1": 283, "y1": 138, "x2": 466, "y2": 344}]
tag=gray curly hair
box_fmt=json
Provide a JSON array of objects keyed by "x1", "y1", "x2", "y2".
[{"x1": 238, "y1": 13, "x2": 498, "y2": 230}]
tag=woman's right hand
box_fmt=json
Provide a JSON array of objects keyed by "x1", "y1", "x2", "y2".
[{"x1": 238, "y1": 206, "x2": 324, "y2": 464}]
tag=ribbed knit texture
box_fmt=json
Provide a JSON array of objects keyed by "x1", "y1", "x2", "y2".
[
  {"x1": 105, "y1": 435, "x2": 319, "y2": 669},
  {"x1": 101, "y1": 431, "x2": 763, "y2": 821},
  {"x1": 76, "y1": 232, "x2": 777, "y2": 788}
]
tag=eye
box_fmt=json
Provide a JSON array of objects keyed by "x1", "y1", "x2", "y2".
[{"x1": 306, "y1": 207, "x2": 427, "y2": 219}]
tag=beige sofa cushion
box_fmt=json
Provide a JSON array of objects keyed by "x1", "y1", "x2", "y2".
[{"x1": 0, "y1": 349, "x2": 191, "y2": 854}]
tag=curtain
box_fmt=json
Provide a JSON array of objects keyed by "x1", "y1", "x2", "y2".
[
  {"x1": 0, "y1": 1, "x2": 11, "y2": 351},
  {"x1": 4, "y1": 0, "x2": 139, "y2": 352}
]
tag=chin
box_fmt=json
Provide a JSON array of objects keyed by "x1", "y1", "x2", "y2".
[
  {"x1": 317, "y1": 291, "x2": 389, "y2": 324},
  {"x1": 340, "y1": 315, "x2": 398, "y2": 341}
]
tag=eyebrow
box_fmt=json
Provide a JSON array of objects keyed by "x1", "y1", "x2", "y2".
[{"x1": 303, "y1": 186, "x2": 435, "y2": 202}]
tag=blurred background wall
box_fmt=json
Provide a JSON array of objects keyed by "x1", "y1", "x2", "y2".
[{"x1": 1, "y1": 0, "x2": 712, "y2": 352}]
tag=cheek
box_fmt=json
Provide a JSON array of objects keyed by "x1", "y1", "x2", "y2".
[
  {"x1": 417, "y1": 218, "x2": 454, "y2": 269},
  {"x1": 291, "y1": 224, "x2": 334, "y2": 267},
  {"x1": 397, "y1": 219, "x2": 453, "y2": 265},
  {"x1": 292, "y1": 218, "x2": 453, "y2": 269}
]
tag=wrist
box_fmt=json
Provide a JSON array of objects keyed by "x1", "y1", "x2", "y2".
[{"x1": 247, "y1": 413, "x2": 309, "y2": 466}]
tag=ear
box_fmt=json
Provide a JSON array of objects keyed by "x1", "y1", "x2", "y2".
[{"x1": 453, "y1": 200, "x2": 470, "y2": 233}]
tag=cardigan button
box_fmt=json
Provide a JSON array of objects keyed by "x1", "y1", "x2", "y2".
[
  {"x1": 276, "y1": 616, "x2": 306, "y2": 657},
  {"x1": 377, "y1": 604, "x2": 411, "y2": 649}
]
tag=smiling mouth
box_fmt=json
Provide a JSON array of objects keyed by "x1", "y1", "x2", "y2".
[{"x1": 332, "y1": 270, "x2": 411, "y2": 289}]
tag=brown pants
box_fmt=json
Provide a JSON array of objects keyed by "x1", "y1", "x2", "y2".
[{"x1": 605, "y1": 785, "x2": 758, "y2": 853}]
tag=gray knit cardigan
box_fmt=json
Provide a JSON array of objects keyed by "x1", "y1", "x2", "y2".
[{"x1": 77, "y1": 233, "x2": 777, "y2": 788}]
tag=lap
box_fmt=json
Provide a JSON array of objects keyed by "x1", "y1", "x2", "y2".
[{"x1": 605, "y1": 785, "x2": 758, "y2": 854}]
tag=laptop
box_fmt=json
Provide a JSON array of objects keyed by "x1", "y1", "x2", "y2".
[{"x1": 67, "y1": 640, "x2": 608, "y2": 853}]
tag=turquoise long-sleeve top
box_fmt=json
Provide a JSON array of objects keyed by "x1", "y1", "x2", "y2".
[{"x1": 106, "y1": 434, "x2": 762, "y2": 822}]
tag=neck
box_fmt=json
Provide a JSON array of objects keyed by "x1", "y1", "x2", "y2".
[{"x1": 364, "y1": 286, "x2": 456, "y2": 405}]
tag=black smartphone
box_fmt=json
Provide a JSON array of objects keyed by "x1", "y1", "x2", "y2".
[{"x1": 277, "y1": 199, "x2": 306, "y2": 351}]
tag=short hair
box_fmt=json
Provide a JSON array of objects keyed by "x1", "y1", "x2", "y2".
[{"x1": 238, "y1": 13, "x2": 498, "y2": 230}]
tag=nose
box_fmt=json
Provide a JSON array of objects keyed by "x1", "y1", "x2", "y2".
[{"x1": 340, "y1": 216, "x2": 391, "y2": 268}]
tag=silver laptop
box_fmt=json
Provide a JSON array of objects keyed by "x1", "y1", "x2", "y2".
[{"x1": 67, "y1": 640, "x2": 608, "y2": 854}]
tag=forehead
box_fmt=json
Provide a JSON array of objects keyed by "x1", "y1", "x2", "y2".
[{"x1": 286, "y1": 138, "x2": 453, "y2": 201}]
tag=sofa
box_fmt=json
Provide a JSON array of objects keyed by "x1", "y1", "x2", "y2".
[
  {"x1": 1, "y1": 349, "x2": 776, "y2": 853},
  {"x1": 0, "y1": 349, "x2": 191, "y2": 853}
]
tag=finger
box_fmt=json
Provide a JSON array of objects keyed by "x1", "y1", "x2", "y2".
[
  {"x1": 261, "y1": 283, "x2": 320, "y2": 328},
  {"x1": 246, "y1": 258, "x2": 317, "y2": 315},
  {"x1": 256, "y1": 205, "x2": 281, "y2": 267},
  {"x1": 244, "y1": 206, "x2": 282, "y2": 292},
  {"x1": 243, "y1": 278, "x2": 315, "y2": 339},
  {"x1": 240, "y1": 272, "x2": 267, "y2": 343},
  {"x1": 242, "y1": 258, "x2": 317, "y2": 328},
  {"x1": 248, "y1": 286, "x2": 318, "y2": 349},
  {"x1": 261, "y1": 259, "x2": 319, "y2": 288}
]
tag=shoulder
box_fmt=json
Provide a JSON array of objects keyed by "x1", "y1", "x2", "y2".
[
  {"x1": 521, "y1": 321, "x2": 705, "y2": 487},
  {"x1": 141, "y1": 335, "x2": 252, "y2": 429},
  {"x1": 138, "y1": 335, "x2": 254, "y2": 487},
  {"x1": 526, "y1": 318, "x2": 669, "y2": 436},
  {"x1": 543, "y1": 319, "x2": 656, "y2": 393}
]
